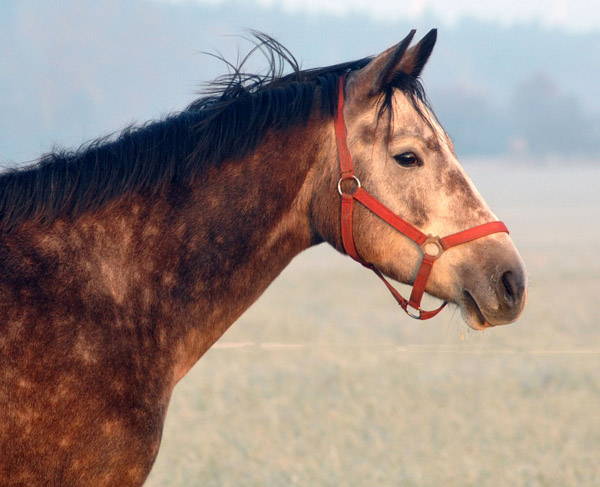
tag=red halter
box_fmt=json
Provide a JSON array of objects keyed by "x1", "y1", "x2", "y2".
[{"x1": 334, "y1": 75, "x2": 508, "y2": 320}]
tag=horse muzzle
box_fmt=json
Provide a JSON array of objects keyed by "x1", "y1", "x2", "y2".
[{"x1": 457, "y1": 249, "x2": 528, "y2": 329}]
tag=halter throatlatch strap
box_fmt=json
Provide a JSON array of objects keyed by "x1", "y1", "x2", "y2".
[{"x1": 334, "y1": 75, "x2": 509, "y2": 320}]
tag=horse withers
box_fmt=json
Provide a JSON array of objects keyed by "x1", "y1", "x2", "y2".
[{"x1": 0, "y1": 31, "x2": 526, "y2": 486}]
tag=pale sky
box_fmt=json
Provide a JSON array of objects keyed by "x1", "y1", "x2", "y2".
[{"x1": 158, "y1": 0, "x2": 600, "y2": 32}]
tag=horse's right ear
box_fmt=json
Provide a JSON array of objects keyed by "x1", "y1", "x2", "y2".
[{"x1": 352, "y1": 29, "x2": 437, "y2": 97}]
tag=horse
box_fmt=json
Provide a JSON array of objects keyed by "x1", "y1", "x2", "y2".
[{"x1": 0, "y1": 30, "x2": 527, "y2": 486}]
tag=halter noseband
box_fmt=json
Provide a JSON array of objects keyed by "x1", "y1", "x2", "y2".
[{"x1": 334, "y1": 75, "x2": 508, "y2": 320}]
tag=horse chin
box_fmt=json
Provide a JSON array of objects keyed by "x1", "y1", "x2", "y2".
[
  {"x1": 458, "y1": 284, "x2": 527, "y2": 330},
  {"x1": 459, "y1": 291, "x2": 495, "y2": 330}
]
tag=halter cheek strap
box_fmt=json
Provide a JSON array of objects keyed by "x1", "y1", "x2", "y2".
[{"x1": 334, "y1": 75, "x2": 509, "y2": 320}]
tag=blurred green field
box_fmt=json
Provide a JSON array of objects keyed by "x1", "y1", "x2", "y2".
[{"x1": 146, "y1": 161, "x2": 600, "y2": 487}]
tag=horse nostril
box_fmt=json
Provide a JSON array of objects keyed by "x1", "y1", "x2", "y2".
[{"x1": 501, "y1": 270, "x2": 519, "y2": 307}]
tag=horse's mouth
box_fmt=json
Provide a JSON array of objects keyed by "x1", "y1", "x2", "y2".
[{"x1": 461, "y1": 290, "x2": 493, "y2": 330}]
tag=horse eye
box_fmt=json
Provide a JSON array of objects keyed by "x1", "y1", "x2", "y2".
[{"x1": 393, "y1": 152, "x2": 419, "y2": 167}]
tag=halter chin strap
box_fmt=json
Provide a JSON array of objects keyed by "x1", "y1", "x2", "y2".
[{"x1": 334, "y1": 75, "x2": 509, "y2": 320}]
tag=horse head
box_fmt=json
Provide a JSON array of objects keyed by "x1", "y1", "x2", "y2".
[{"x1": 312, "y1": 30, "x2": 527, "y2": 329}]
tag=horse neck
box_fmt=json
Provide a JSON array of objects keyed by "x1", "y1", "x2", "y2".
[
  {"x1": 8, "y1": 116, "x2": 332, "y2": 384},
  {"x1": 169, "y1": 120, "x2": 337, "y2": 379},
  {"x1": 173, "y1": 124, "x2": 328, "y2": 361}
]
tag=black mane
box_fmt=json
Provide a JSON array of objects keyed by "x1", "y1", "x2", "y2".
[{"x1": 0, "y1": 32, "x2": 429, "y2": 234}]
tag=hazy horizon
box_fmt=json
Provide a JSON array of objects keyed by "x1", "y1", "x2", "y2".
[
  {"x1": 1, "y1": 0, "x2": 599, "y2": 163},
  {"x1": 154, "y1": 0, "x2": 600, "y2": 33}
]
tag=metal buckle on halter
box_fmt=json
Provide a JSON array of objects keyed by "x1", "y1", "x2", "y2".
[
  {"x1": 405, "y1": 304, "x2": 422, "y2": 320},
  {"x1": 337, "y1": 175, "x2": 361, "y2": 195},
  {"x1": 420, "y1": 234, "x2": 444, "y2": 259}
]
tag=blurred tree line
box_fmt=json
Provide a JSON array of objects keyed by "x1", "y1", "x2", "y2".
[
  {"x1": 433, "y1": 72, "x2": 600, "y2": 158},
  {"x1": 1, "y1": 1, "x2": 599, "y2": 162}
]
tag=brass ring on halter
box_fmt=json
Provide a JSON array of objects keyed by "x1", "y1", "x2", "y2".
[
  {"x1": 337, "y1": 175, "x2": 361, "y2": 196},
  {"x1": 420, "y1": 234, "x2": 444, "y2": 259}
]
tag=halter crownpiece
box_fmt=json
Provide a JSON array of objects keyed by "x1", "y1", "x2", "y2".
[{"x1": 334, "y1": 75, "x2": 509, "y2": 320}]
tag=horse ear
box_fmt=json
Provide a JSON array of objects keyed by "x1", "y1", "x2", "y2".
[
  {"x1": 353, "y1": 29, "x2": 437, "y2": 96},
  {"x1": 398, "y1": 29, "x2": 437, "y2": 79}
]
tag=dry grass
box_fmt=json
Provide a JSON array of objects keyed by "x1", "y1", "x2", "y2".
[{"x1": 146, "y1": 161, "x2": 600, "y2": 487}]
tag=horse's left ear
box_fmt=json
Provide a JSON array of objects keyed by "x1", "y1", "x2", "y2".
[
  {"x1": 353, "y1": 29, "x2": 437, "y2": 96},
  {"x1": 397, "y1": 28, "x2": 437, "y2": 79}
]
